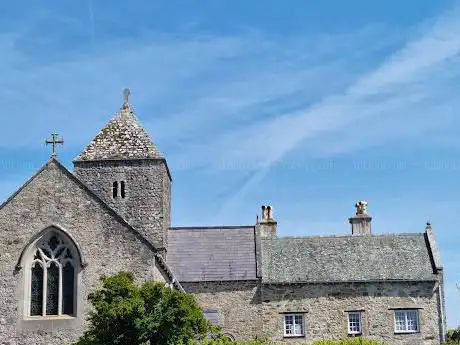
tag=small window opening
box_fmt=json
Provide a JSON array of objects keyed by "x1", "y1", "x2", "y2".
[
  {"x1": 120, "y1": 181, "x2": 126, "y2": 199},
  {"x1": 112, "y1": 182, "x2": 118, "y2": 198},
  {"x1": 347, "y1": 311, "x2": 362, "y2": 335}
]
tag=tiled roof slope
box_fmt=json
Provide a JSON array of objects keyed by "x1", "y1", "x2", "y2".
[
  {"x1": 75, "y1": 103, "x2": 162, "y2": 161},
  {"x1": 261, "y1": 234, "x2": 438, "y2": 283},
  {"x1": 167, "y1": 227, "x2": 257, "y2": 282}
]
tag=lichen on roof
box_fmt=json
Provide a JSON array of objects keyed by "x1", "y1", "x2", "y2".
[
  {"x1": 75, "y1": 103, "x2": 163, "y2": 161},
  {"x1": 261, "y1": 233, "x2": 438, "y2": 283}
]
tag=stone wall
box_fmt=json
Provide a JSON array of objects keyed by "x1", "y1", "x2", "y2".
[
  {"x1": 184, "y1": 280, "x2": 441, "y2": 344},
  {"x1": 261, "y1": 281, "x2": 441, "y2": 345},
  {"x1": 182, "y1": 280, "x2": 262, "y2": 340},
  {"x1": 74, "y1": 158, "x2": 171, "y2": 252},
  {"x1": 0, "y1": 160, "x2": 160, "y2": 345}
]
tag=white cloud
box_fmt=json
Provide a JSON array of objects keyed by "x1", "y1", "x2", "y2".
[
  {"x1": 0, "y1": 32, "x2": 244, "y2": 150},
  {"x1": 212, "y1": 4, "x2": 460, "y2": 219}
]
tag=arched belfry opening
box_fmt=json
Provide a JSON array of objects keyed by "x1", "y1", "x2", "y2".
[{"x1": 113, "y1": 181, "x2": 118, "y2": 198}]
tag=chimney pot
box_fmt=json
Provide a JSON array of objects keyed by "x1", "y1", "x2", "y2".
[
  {"x1": 349, "y1": 200, "x2": 372, "y2": 235},
  {"x1": 257, "y1": 204, "x2": 277, "y2": 238}
]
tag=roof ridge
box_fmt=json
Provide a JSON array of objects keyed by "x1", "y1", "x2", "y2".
[
  {"x1": 269, "y1": 233, "x2": 425, "y2": 240},
  {"x1": 170, "y1": 225, "x2": 255, "y2": 231}
]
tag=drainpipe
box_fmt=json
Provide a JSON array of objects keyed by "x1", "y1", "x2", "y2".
[{"x1": 438, "y1": 280, "x2": 446, "y2": 343}]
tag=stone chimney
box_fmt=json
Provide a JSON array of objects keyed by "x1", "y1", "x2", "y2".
[
  {"x1": 349, "y1": 200, "x2": 372, "y2": 235},
  {"x1": 254, "y1": 205, "x2": 277, "y2": 278},
  {"x1": 257, "y1": 205, "x2": 277, "y2": 239}
]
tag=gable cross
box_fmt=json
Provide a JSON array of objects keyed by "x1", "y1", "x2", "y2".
[
  {"x1": 123, "y1": 88, "x2": 130, "y2": 103},
  {"x1": 45, "y1": 133, "x2": 64, "y2": 158}
]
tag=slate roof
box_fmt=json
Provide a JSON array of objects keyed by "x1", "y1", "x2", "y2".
[
  {"x1": 167, "y1": 226, "x2": 257, "y2": 282},
  {"x1": 261, "y1": 233, "x2": 438, "y2": 283},
  {"x1": 75, "y1": 103, "x2": 163, "y2": 161}
]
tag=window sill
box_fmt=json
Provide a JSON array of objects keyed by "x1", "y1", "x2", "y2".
[
  {"x1": 19, "y1": 315, "x2": 82, "y2": 331},
  {"x1": 394, "y1": 331, "x2": 420, "y2": 335},
  {"x1": 283, "y1": 335, "x2": 305, "y2": 338},
  {"x1": 25, "y1": 315, "x2": 75, "y2": 321}
]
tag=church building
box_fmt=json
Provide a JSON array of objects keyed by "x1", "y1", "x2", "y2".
[{"x1": 0, "y1": 91, "x2": 446, "y2": 345}]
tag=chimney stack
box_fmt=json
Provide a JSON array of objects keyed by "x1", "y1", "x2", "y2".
[
  {"x1": 349, "y1": 200, "x2": 372, "y2": 235},
  {"x1": 257, "y1": 205, "x2": 277, "y2": 239}
]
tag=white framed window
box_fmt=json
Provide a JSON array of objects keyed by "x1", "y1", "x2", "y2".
[
  {"x1": 284, "y1": 314, "x2": 304, "y2": 337},
  {"x1": 347, "y1": 311, "x2": 362, "y2": 335},
  {"x1": 26, "y1": 232, "x2": 78, "y2": 318},
  {"x1": 394, "y1": 309, "x2": 420, "y2": 333}
]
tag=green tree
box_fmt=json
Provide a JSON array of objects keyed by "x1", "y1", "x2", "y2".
[
  {"x1": 446, "y1": 327, "x2": 460, "y2": 344},
  {"x1": 311, "y1": 338, "x2": 386, "y2": 345},
  {"x1": 72, "y1": 272, "x2": 214, "y2": 345}
]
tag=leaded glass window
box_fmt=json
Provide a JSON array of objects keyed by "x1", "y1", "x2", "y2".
[
  {"x1": 46, "y1": 263, "x2": 59, "y2": 315},
  {"x1": 29, "y1": 233, "x2": 76, "y2": 317},
  {"x1": 62, "y1": 262, "x2": 75, "y2": 315},
  {"x1": 30, "y1": 262, "x2": 43, "y2": 316}
]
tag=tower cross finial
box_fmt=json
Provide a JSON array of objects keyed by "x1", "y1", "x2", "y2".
[
  {"x1": 123, "y1": 88, "x2": 130, "y2": 103},
  {"x1": 45, "y1": 133, "x2": 64, "y2": 158}
]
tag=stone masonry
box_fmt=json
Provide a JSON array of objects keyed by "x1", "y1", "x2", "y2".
[
  {"x1": 74, "y1": 159, "x2": 171, "y2": 253},
  {"x1": 182, "y1": 280, "x2": 443, "y2": 345},
  {"x1": 261, "y1": 281, "x2": 442, "y2": 345},
  {"x1": 0, "y1": 92, "x2": 446, "y2": 345}
]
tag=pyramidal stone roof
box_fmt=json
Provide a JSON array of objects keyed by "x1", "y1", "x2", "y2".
[{"x1": 75, "y1": 100, "x2": 163, "y2": 161}]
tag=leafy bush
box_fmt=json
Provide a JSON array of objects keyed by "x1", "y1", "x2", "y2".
[
  {"x1": 190, "y1": 337, "x2": 385, "y2": 345},
  {"x1": 311, "y1": 338, "x2": 386, "y2": 345},
  {"x1": 445, "y1": 327, "x2": 460, "y2": 344},
  {"x1": 71, "y1": 272, "x2": 215, "y2": 345},
  {"x1": 187, "y1": 340, "x2": 268, "y2": 345}
]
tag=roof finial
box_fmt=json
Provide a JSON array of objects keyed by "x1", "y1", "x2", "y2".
[
  {"x1": 355, "y1": 200, "x2": 368, "y2": 215},
  {"x1": 45, "y1": 133, "x2": 64, "y2": 158},
  {"x1": 426, "y1": 221, "x2": 432, "y2": 231},
  {"x1": 123, "y1": 88, "x2": 131, "y2": 106}
]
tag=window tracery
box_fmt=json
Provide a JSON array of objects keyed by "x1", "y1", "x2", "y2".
[{"x1": 29, "y1": 232, "x2": 76, "y2": 317}]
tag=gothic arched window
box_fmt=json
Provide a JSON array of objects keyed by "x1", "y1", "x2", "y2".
[{"x1": 29, "y1": 232, "x2": 77, "y2": 317}]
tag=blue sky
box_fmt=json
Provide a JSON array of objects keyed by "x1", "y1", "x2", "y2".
[{"x1": 1, "y1": 0, "x2": 460, "y2": 329}]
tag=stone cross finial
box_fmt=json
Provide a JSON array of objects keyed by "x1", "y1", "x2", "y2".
[
  {"x1": 123, "y1": 88, "x2": 131, "y2": 103},
  {"x1": 45, "y1": 133, "x2": 64, "y2": 158},
  {"x1": 355, "y1": 200, "x2": 368, "y2": 215}
]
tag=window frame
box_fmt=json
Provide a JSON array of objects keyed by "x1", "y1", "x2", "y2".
[
  {"x1": 24, "y1": 231, "x2": 79, "y2": 320},
  {"x1": 393, "y1": 309, "x2": 420, "y2": 334},
  {"x1": 283, "y1": 313, "x2": 305, "y2": 337},
  {"x1": 347, "y1": 311, "x2": 363, "y2": 336}
]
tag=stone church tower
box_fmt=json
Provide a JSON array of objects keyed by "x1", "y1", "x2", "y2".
[{"x1": 74, "y1": 91, "x2": 171, "y2": 254}]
